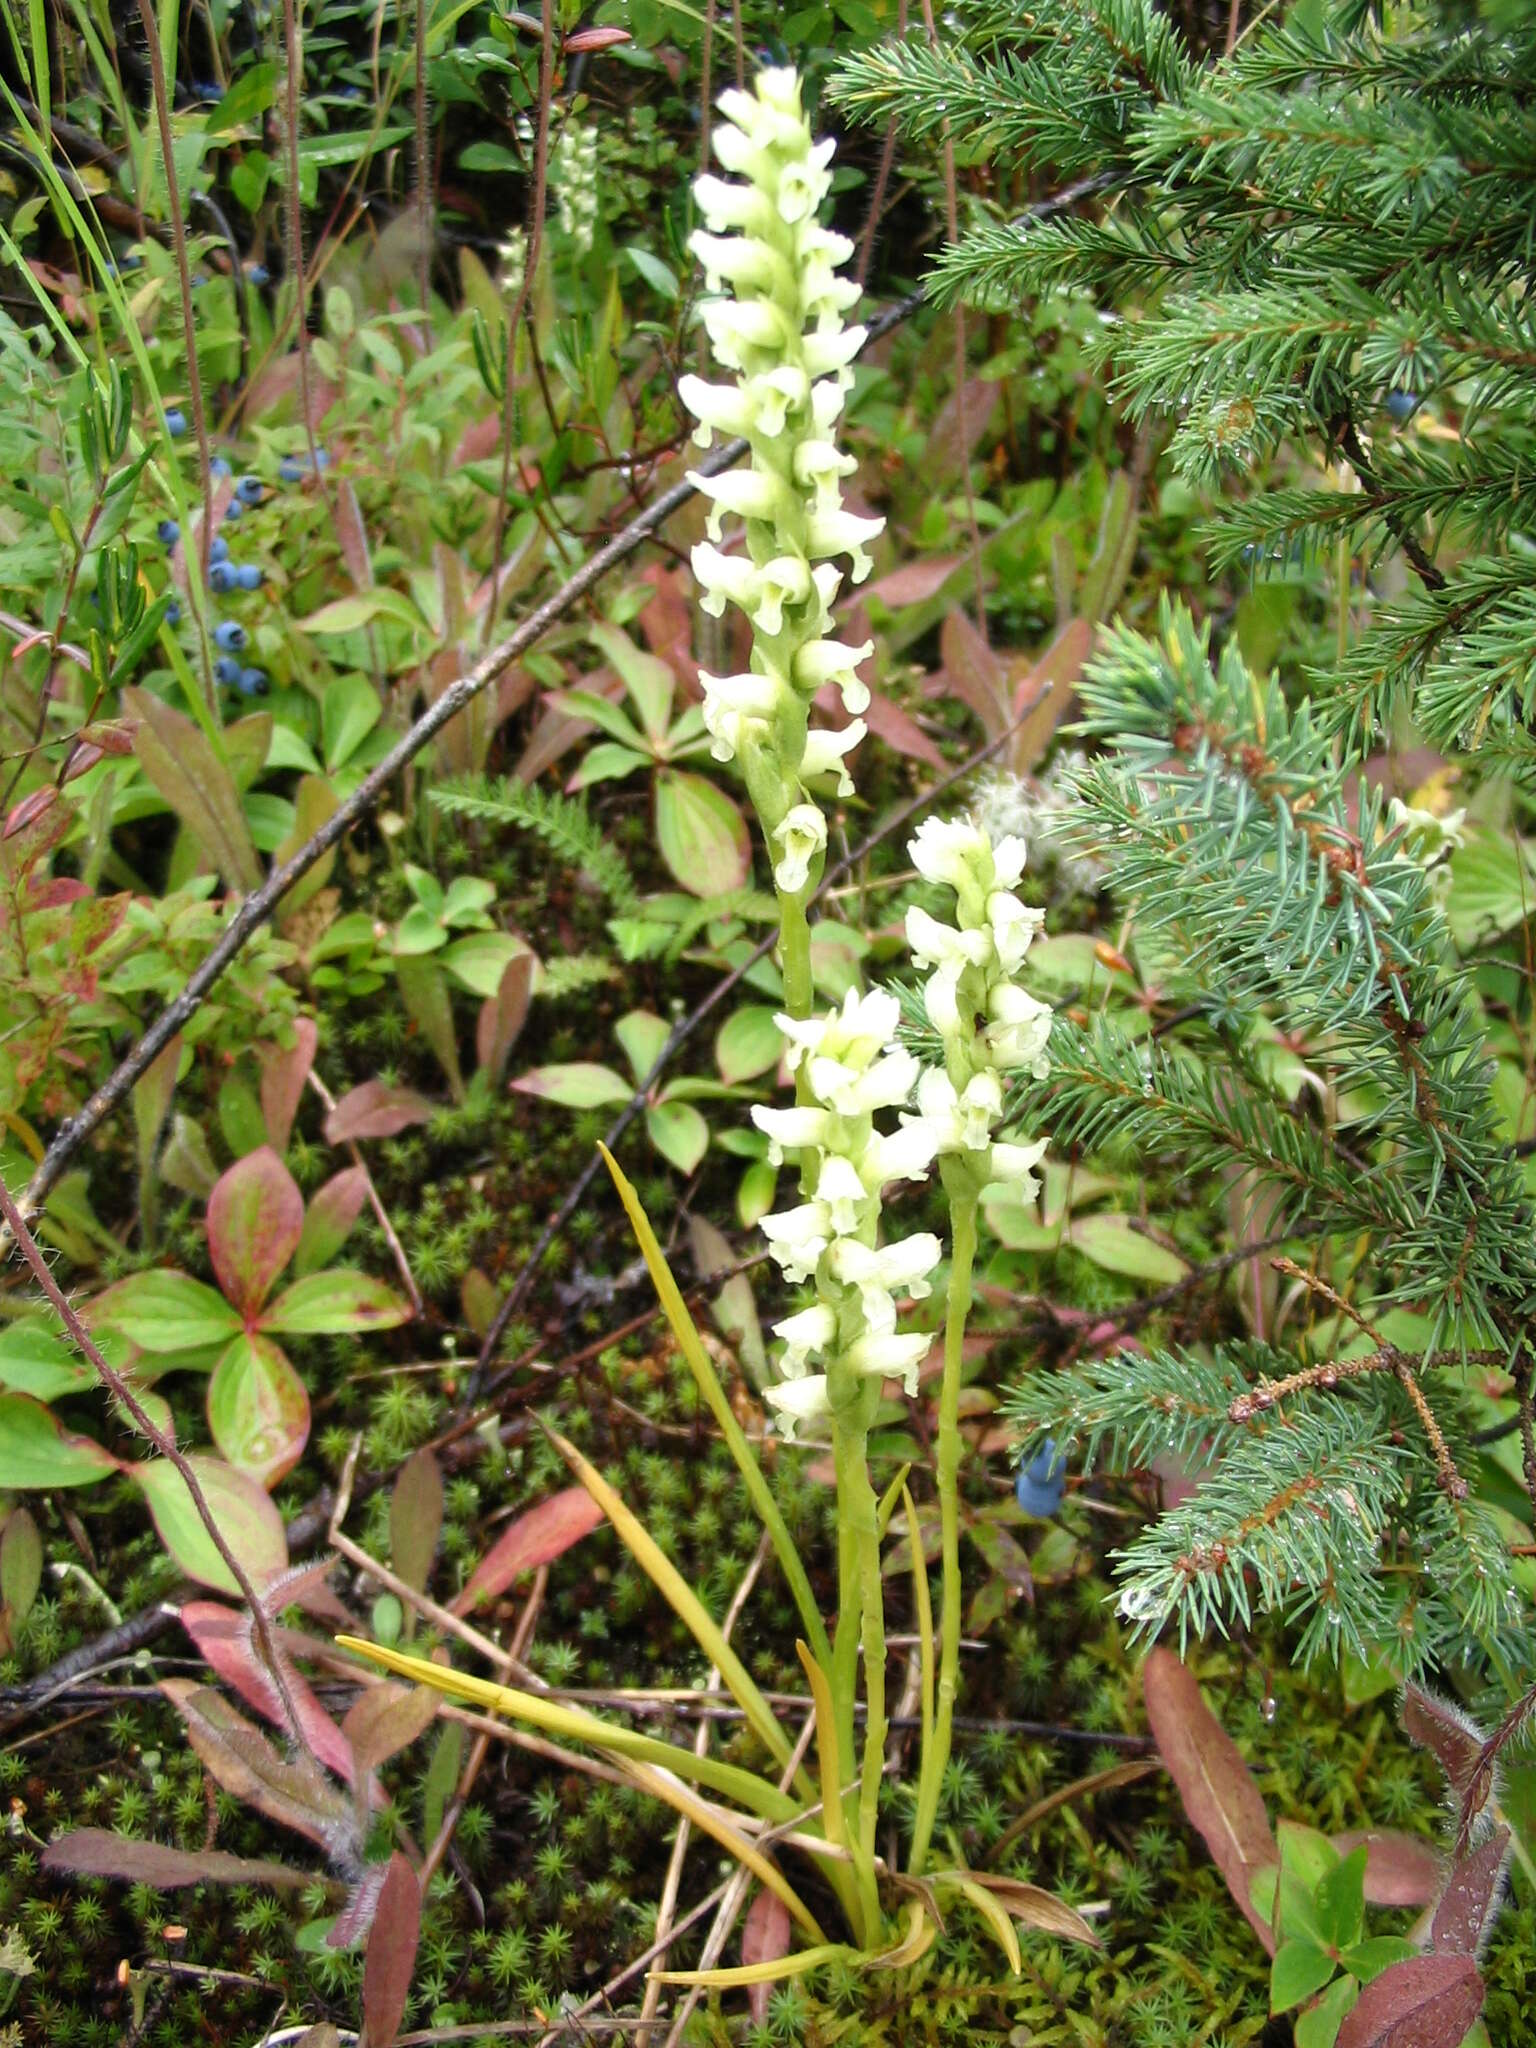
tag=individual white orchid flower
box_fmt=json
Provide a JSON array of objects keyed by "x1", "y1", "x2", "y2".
[
  {"x1": 764, "y1": 1371, "x2": 830, "y2": 1441},
  {"x1": 801, "y1": 720, "x2": 865, "y2": 795},
  {"x1": 772, "y1": 803, "x2": 828, "y2": 893}
]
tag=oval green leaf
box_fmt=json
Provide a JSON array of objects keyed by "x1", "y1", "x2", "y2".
[
  {"x1": 261, "y1": 1270, "x2": 412, "y2": 1337},
  {"x1": 207, "y1": 1147, "x2": 305, "y2": 1317},
  {"x1": 0, "y1": 1393, "x2": 118, "y2": 1488},
  {"x1": 84, "y1": 1269, "x2": 242, "y2": 1353},
  {"x1": 714, "y1": 1005, "x2": 783, "y2": 1084},
  {"x1": 512, "y1": 1062, "x2": 632, "y2": 1109},
  {"x1": 654, "y1": 770, "x2": 750, "y2": 898},
  {"x1": 133, "y1": 1455, "x2": 288, "y2": 1596},
  {"x1": 207, "y1": 1334, "x2": 311, "y2": 1489},
  {"x1": 646, "y1": 1099, "x2": 709, "y2": 1175},
  {"x1": 1069, "y1": 1215, "x2": 1189, "y2": 1284}
]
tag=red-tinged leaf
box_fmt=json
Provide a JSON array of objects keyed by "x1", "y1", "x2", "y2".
[
  {"x1": 860, "y1": 687, "x2": 945, "y2": 767},
  {"x1": 1335, "y1": 1953, "x2": 1484, "y2": 2048},
  {"x1": 342, "y1": 1681, "x2": 439, "y2": 1778},
  {"x1": 41, "y1": 1828, "x2": 309, "y2": 1890},
  {"x1": 84, "y1": 1268, "x2": 239, "y2": 1351},
  {"x1": 160, "y1": 1679, "x2": 355, "y2": 1854},
  {"x1": 862, "y1": 555, "x2": 963, "y2": 611},
  {"x1": 179, "y1": 1600, "x2": 357, "y2": 1783},
  {"x1": 452, "y1": 412, "x2": 502, "y2": 469},
  {"x1": 1403, "y1": 1686, "x2": 1485, "y2": 1807},
  {"x1": 362, "y1": 1853, "x2": 420, "y2": 2048},
  {"x1": 1142, "y1": 1647, "x2": 1278, "y2": 1953},
  {"x1": 294, "y1": 1167, "x2": 370, "y2": 1277},
  {"x1": 323, "y1": 1081, "x2": 435, "y2": 1144},
  {"x1": 124, "y1": 687, "x2": 262, "y2": 893},
  {"x1": 978, "y1": 1875, "x2": 1102, "y2": 1947},
  {"x1": 923, "y1": 376, "x2": 999, "y2": 482},
  {"x1": 453, "y1": 1487, "x2": 605, "y2": 1613},
  {"x1": 133, "y1": 1456, "x2": 288, "y2": 1598},
  {"x1": 206, "y1": 1334, "x2": 311, "y2": 1488},
  {"x1": 4, "y1": 786, "x2": 58, "y2": 839},
  {"x1": 476, "y1": 951, "x2": 534, "y2": 1086},
  {"x1": 260, "y1": 1017, "x2": 319, "y2": 1153},
  {"x1": 564, "y1": 22, "x2": 630, "y2": 48},
  {"x1": 741, "y1": 1887, "x2": 792, "y2": 2025},
  {"x1": 207, "y1": 1148, "x2": 305, "y2": 1317},
  {"x1": 329, "y1": 1861, "x2": 388, "y2": 1949},
  {"x1": 938, "y1": 609, "x2": 1008, "y2": 739},
  {"x1": 1431, "y1": 1828, "x2": 1510, "y2": 1956},
  {"x1": 1010, "y1": 617, "x2": 1093, "y2": 775},
  {"x1": 391, "y1": 1448, "x2": 443, "y2": 1604},
  {"x1": 335, "y1": 477, "x2": 373, "y2": 590},
  {"x1": 261, "y1": 1270, "x2": 411, "y2": 1337},
  {"x1": 1332, "y1": 1831, "x2": 1443, "y2": 1908}
]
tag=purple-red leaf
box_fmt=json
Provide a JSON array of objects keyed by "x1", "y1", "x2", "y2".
[
  {"x1": 323, "y1": 1081, "x2": 435, "y2": 1144},
  {"x1": 206, "y1": 1333, "x2": 311, "y2": 1488},
  {"x1": 329, "y1": 1862, "x2": 388, "y2": 1949},
  {"x1": 1334, "y1": 1952, "x2": 1484, "y2": 2048},
  {"x1": 452, "y1": 1487, "x2": 605, "y2": 1613},
  {"x1": 41, "y1": 1828, "x2": 309, "y2": 1890},
  {"x1": 1403, "y1": 1686, "x2": 1484, "y2": 1806},
  {"x1": 342, "y1": 1681, "x2": 439, "y2": 1780},
  {"x1": 207, "y1": 1147, "x2": 304, "y2": 1317},
  {"x1": 179, "y1": 1599, "x2": 356, "y2": 1785},
  {"x1": 1430, "y1": 1827, "x2": 1510, "y2": 1957},
  {"x1": 260, "y1": 1017, "x2": 318, "y2": 1154},
  {"x1": 1334, "y1": 1831, "x2": 1443, "y2": 1908},
  {"x1": 1142, "y1": 1647, "x2": 1278, "y2": 1953},
  {"x1": 362, "y1": 1852, "x2": 421, "y2": 2048},
  {"x1": 741, "y1": 1887, "x2": 792, "y2": 2025},
  {"x1": 160, "y1": 1680, "x2": 355, "y2": 1853},
  {"x1": 391, "y1": 1448, "x2": 442, "y2": 1604}
]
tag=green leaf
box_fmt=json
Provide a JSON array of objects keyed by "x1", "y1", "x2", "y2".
[
  {"x1": 440, "y1": 876, "x2": 495, "y2": 926},
  {"x1": 206, "y1": 1334, "x2": 310, "y2": 1488},
  {"x1": 392, "y1": 904, "x2": 448, "y2": 955},
  {"x1": 655, "y1": 771, "x2": 750, "y2": 897},
  {"x1": 1294, "y1": 1972, "x2": 1359, "y2": 2048},
  {"x1": 1068, "y1": 1214, "x2": 1189, "y2": 1283},
  {"x1": 1445, "y1": 826, "x2": 1536, "y2": 948},
  {"x1": 440, "y1": 931, "x2": 526, "y2": 999},
  {"x1": 1271, "y1": 1939, "x2": 1338, "y2": 2015},
  {"x1": 614, "y1": 1010, "x2": 671, "y2": 1088},
  {"x1": 737, "y1": 1159, "x2": 778, "y2": 1229},
  {"x1": 588, "y1": 624, "x2": 675, "y2": 745},
  {"x1": 85, "y1": 1269, "x2": 241, "y2": 1352},
  {"x1": 132, "y1": 1455, "x2": 287, "y2": 1595},
  {"x1": 300, "y1": 591, "x2": 425, "y2": 636},
  {"x1": 1341, "y1": 1936, "x2": 1418, "y2": 1985},
  {"x1": 1278, "y1": 1821, "x2": 1340, "y2": 1946},
  {"x1": 546, "y1": 687, "x2": 651, "y2": 753},
  {"x1": 295, "y1": 125, "x2": 413, "y2": 169},
  {"x1": 322, "y1": 673, "x2": 382, "y2": 769},
  {"x1": 204, "y1": 60, "x2": 275, "y2": 132},
  {"x1": 261, "y1": 1271, "x2": 411, "y2": 1338},
  {"x1": 0, "y1": 1320, "x2": 96, "y2": 1402},
  {"x1": 394, "y1": 954, "x2": 465, "y2": 1100},
  {"x1": 646, "y1": 1099, "x2": 709, "y2": 1174},
  {"x1": 1314, "y1": 1843, "x2": 1368, "y2": 1953},
  {"x1": 206, "y1": 1148, "x2": 304, "y2": 1318},
  {"x1": 624, "y1": 245, "x2": 680, "y2": 300},
  {"x1": 512, "y1": 1062, "x2": 632, "y2": 1109},
  {"x1": 0, "y1": 1394, "x2": 118, "y2": 1488},
  {"x1": 715, "y1": 1005, "x2": 783, "y2": 1084},
  {"x1": 567, "y1": 741, "x2": 650, "y2": 790}
]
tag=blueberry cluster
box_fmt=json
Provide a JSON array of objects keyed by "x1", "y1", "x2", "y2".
[{"x1": 154, "y1": 459, "x2": 273, "y2": 695}]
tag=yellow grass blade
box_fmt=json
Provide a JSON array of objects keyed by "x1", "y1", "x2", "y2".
[
  {"x1": 650, "y1": 1944, "x2": 850, "y2": 1988},
  {"x1": 537, "y1": 1422, "x2": 806, "y2": 1791},
  {"x1": 599, "y1": 1143, "x2": 831, "y2": 1670},
  {"x1": 956, "y1": 1877, "x2": 1022, "y2": 1975},
  {"x1": 795, "y1": 1640, "x2": 845, "y2": 1850},
  {"x1": 334, "y1": 1637, "x2": 796, "y2": 1825}
]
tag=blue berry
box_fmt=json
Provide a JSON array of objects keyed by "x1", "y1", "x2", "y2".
[
  {"x1": 1015, "y1": 1439, "x2": 1067, "y2": 1519},
  {"x1": 277, "y1": 457, "x2": 303, "y2": 484},
  {"x1": 209, "y1": 535, "x2": 230, "y2": 564},
  {"x1": 209, "y1": 562, "x2": 238, "y2": 594},
  {"x1": 190, "y1": 274, "x2": 207, "y2": 290},
  {"x1": 234, "y1": 475, "x2": 263, "y2": 505},
  {"x1": 214, "y1": 621, "x2": 248, "y2": 653},
  {"x1": 235, "y1": 563, "x2": 264, "y2": 591},
  {"x1": 193, "y1": 80, "x2": 225, "y2": 101},
  {"x1": 164, "y1": 408, "x2": 187, "y2": 438},
  {"x1": 222, "y1": 498, "x2": 244, "y2": 521},
  {"x1": 215, "y1": 656, "x2": 243, "y2": 686},
  {"x1": 209, "y1": 455, "x2": 232, "y2": 480},
  {"x1": 237, "y1": 666, "x2": 270, "y2": 696},
  {"x1": 1385, "y1": 390, "x2": 1419, "y2": 423},
  {"x1": 245, "y1": 264, "x2": 270, "y2": 287},
  {"x1": 164, "y1": 601, "x2": 181, "y2": 626},
  {"x1": 157, "y1": 518, "x2": 179, "y2": 545}
]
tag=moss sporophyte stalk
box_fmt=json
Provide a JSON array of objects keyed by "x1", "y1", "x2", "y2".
[{"x1": 342, "y1": 64, "x2": 1060, "y2": 1974}]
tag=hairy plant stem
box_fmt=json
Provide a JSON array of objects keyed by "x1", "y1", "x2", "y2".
[
  {"x1": 777, "y1": 884, "x2": 814, "y2": 1021},
  {"x1": 908, "y1": 1182, "x2": 978, "y2": 1877}
]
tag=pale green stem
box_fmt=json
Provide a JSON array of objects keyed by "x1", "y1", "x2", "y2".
[
  {"x1": 830, "y1": 1399, "x2": 882, "y2": 1946},
  {"x1": 907, "y1": 1187, "x2": 978, "y2": 1877},
  {"x1": 776, "y1": 883, "x2": 814, "y2": 1022}
]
